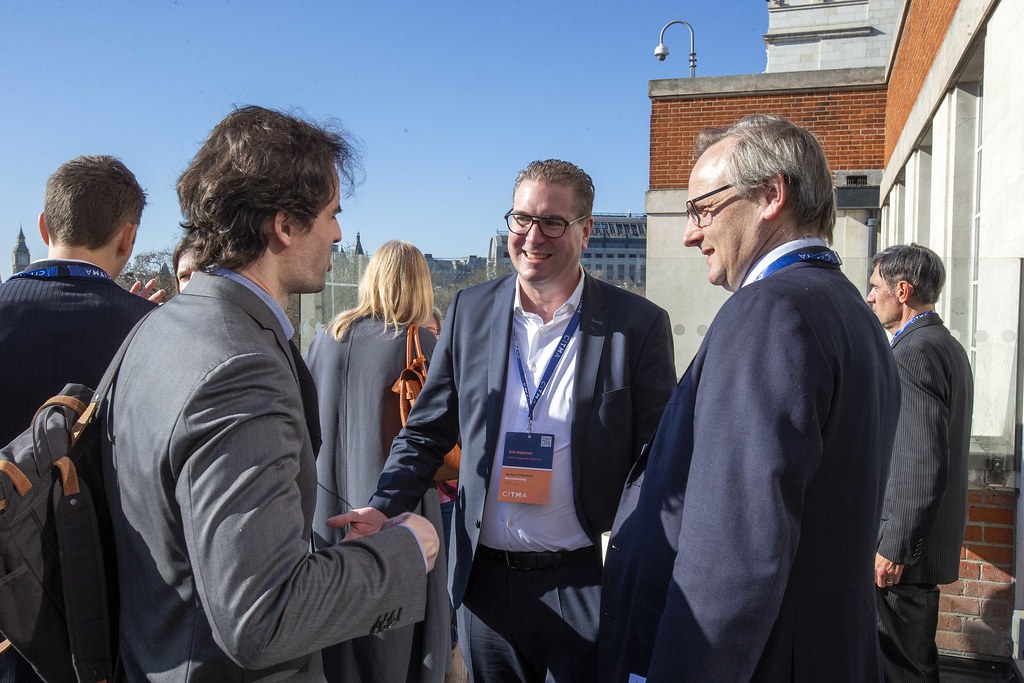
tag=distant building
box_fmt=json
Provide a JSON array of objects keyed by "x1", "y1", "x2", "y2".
[
  {"x1": 297, "y1": 248, "x2": 369, "y2": 353},
  {"x1": 487, "y1": 213, "x2": 648, "y2": 287},
  {"x1": 11, "y1": 227, "x2": 30, "y2": 276},
  {"x1": 423, "y1": 253, "x2": 487, "y2": 286}
]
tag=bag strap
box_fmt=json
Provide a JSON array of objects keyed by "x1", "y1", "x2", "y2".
[
  {"x1": 70, "y1": 311, "x2": 153, "y2": 445},
  {"x1": 406, "y1": 324, "x2": 416, "y2": 366},
  {"x1": 406, "y1": 324, "x2": 425, "y2": 368},
  {"x1": 60, "y1": 308, "x2": 153, "y2": 681}
]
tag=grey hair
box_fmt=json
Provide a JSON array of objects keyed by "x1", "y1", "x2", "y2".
[
  {"x1": 872, "y1": 243, "x2": 946, "y2": 305},
  {"x1": 695, "y1": 114, "x2": 836, "y2": 241}
]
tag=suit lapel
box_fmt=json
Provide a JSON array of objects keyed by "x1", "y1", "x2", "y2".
[
  {"x1": 483, "y1": 277, "x2": 517, "y2": 481},
  {"x1": 571, "y1": 274, "x2": 607, "y2": 497}
]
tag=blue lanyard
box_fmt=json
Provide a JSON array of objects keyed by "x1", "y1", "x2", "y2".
[
  {"x1": 511, "y1": 299, "x2": 584, "y2": 434},
  {"x1": 891, "y1": 310, "x2": 936, "y2": 345},
  {"x1": 753, "y1": 246, "x2": 842, "y2": 283},
  {"x1": 7, "y1": 264, "x2": 112, "y2": 282}
]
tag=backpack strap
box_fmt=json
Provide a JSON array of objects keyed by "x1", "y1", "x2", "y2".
[{"x1": 58, "y1": 309, "x2": 153, "y2": 683}]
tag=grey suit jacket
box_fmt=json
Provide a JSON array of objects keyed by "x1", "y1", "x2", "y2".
[
  {"x1": 879, "y1": 313, "x2": 974, "y2": 585},
  {"x1": 102, "y1": 272, "x2": 428, "y2": 682},
  {"x1": 369, "y1": 272, "x2": 676, "y2": 607}
]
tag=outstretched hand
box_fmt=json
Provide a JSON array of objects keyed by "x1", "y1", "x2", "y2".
[
  {"x1": 130, "y1": 279, "x2": 166, "y2": 303},
  {"x1": 328, "y1": 507, "x2": 439, "y2": 571},
  {"x1": 327, "y1": 506, "x2": 388, "y2": 541}
]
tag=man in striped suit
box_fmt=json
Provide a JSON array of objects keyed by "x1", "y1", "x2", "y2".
[{"x1": 868, "y1": 243, "x2": 974, "y2": 682}]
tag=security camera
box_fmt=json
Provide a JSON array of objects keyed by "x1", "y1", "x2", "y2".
[{"x1": 654, "y1": 43, "x2": 669, "y2": 61}]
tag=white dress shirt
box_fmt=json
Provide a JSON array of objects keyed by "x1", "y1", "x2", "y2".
[{"x1": 478, "y1": 273, "x2": 591, "y2": 552}]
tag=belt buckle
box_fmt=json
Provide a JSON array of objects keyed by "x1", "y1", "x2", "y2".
[{"x1": 507, "y1": 550, "x2": 536, "y2": 571}]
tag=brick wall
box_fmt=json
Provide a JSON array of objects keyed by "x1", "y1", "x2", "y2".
[
  {"x1": 937, "y1": 488, "x2": 1015, "y2": 658},
  {"x1": 650, "y1": 89, "x2": 887, "y2": 189},
  {"x1": 885, "y1": 0, "x2": 961, "y2": 162}
]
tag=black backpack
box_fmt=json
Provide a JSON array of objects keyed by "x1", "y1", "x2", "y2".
[{"x1": 0, "y1": 321, "x2": 143, "y2": 683}]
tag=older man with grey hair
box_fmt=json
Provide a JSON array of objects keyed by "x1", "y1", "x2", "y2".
[
  {"x1": 868, "y1": 243, "x2": 973, "y2": 682},
  {"x1": 599, "y1": 115, "x2": 901, "y2": 682}
]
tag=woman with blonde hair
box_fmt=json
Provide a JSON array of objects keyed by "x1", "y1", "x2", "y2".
[{"x1": 307, "y1": 239, "x2": 449, "y2": 683}]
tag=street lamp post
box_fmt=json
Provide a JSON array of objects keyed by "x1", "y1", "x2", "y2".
[{"x1": 654, "y1": 19, "x2": 697, "y2": 78}]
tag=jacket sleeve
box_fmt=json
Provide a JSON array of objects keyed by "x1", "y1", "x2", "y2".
[
  {"x1": 370, "y1": 295, "x2": 463, "y2": 515},
  {"x1": 877, "y1": 340, "x2": 951, "y2": 565},
  {"x1": 172, "y1": 351, "x2": 428, "y2": 670}
]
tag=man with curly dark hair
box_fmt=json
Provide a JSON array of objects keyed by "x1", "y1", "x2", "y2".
[{"x1": 101, "y1": 106, "x2": 439, "y2": 681}]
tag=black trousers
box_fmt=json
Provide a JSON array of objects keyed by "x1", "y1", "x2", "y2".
[
  {"x1": 877, "y1": 582, "x2": 940, "y2": 683},
  {"x1": 458, "y1": 550, "x2": 602, "y2": 683}
]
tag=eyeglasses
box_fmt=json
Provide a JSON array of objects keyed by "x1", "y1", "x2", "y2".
[
  {"x1": 686, "y1": 184, "x2": 734, "y2": 228},
  {"x1": 504, "y1": 210, "x2": 590, "y2": 239}
]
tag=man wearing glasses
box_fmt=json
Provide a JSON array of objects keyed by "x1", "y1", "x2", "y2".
[
  {"x1": 599, "y1": 115, "x2": 901, "y2": 682},
  {"x1": 339, "y1": 159, "x2": 675, "y2": 681}
]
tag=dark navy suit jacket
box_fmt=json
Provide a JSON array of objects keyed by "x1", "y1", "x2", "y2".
[
  {"x1": 599, "y1": 262, "x2": 900, "y2": 682},
  {"x1": 0, "y1": 259, "x2": 155, "y2": 444},
  {"x1": 0, "y1": 259, "x2": 154, "y2": 682},
  {"x1": 369, "y1": 272, "x2": 676, "y2": 608}
]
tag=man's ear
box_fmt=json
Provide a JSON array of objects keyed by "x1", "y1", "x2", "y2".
[
  {"x1": 116, "y1": 222, "x2": 139, "y2": 257},
  {"x1": 759, "y1": 173, "x2": 787, "y2": 222},
  {"x1": 269, "y1": 211, "x2": 297, "y2": 248},
  {"x1": 580, "y1": 216, "x2": 593, "y2": 250},
  {"x1": 895, "y1": 280, "x2": 914, "y2": 304},
  {"x1": 38, "y1": 212, "x2": 51, "y2": 246}
]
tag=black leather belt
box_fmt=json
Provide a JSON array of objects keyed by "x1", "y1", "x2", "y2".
[{"x1": 477, "y1": 544, "x2": 598, "y2": 570}]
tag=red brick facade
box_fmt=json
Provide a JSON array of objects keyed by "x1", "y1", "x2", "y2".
[
  {"x1": 937, "y1": 489, "x2": 1015, "y2": 658},
  {"x1": 885, "y1": 0, "x2": 961, "y2": 162},
  {"x1": 650, "y1": 89, "x2": 887, "y2": 190}
]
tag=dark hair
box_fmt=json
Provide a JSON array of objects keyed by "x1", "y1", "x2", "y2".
[
  {"x1": 513, "y1": 159, "x2": 595, "y2": 218},
  {"x1": 177, "y1": 105, "x2": 361, "y2": 270},
  {"x1": 43, "y1": 155, "x2": 146, "y2": 249},
  {"x1": 872, "y1": 243, "x2": 946, "y2": 305},
  {"x1": 171, "y1": 233, "x2": 195, "y2": 274},
  {"x1": 695, "y1": 114, "x2": 836, "y2": 241}
]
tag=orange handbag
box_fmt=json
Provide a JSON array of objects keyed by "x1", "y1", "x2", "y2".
[{"x1": 392, "y1": 324, "x2": 461, "y2": 481}]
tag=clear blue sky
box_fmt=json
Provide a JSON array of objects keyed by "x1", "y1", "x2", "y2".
[{"x1": 0, "y1": 1, "x2": 767, "y2": 279}]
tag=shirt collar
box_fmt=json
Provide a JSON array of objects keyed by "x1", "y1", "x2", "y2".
[
  {"x1": 514, "y1": 267, "x2": 585, "y2": 320},
  {"x1": 742, "y1": 236, "x2": 828, "y2": 288},
  {"x1": 210, "y1": 267, "x2": 295, "y2": 338},
  {"x1": 27, "y1": 257, "x2": 105, "y2": 271}
]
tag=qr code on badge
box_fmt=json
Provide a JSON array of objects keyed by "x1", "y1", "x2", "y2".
[{"x1": 541, "y1": 436, "x2": 553, "y2": 448}]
